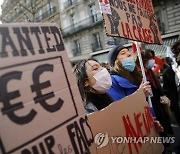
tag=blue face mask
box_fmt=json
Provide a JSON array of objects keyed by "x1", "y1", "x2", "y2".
[{"x1": 121, "y1": 57, "x2": 136, "y2": 72}]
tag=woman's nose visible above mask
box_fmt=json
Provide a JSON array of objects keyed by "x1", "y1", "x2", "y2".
[
  {"x1": 85, "y1": 60, "x2": 103, "y2": 87},
  {"x1": 116, "y1": 48, "x2": 132, "y2": 61},
  {"x1": 108, "y1": 45, "x2": 129, "y2": 67}
]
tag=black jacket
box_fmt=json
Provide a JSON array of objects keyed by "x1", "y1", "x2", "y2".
[{"x1": 163, "y1": 66, "x2": 178, "y2": 102}]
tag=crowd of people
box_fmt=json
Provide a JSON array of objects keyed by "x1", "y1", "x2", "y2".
[{"x1": 73, "y1": 40, "x2": 180, "y2": 153}]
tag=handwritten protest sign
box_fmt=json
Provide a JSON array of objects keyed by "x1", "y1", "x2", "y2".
[
  {"x1": 88, "y1": 89, "x2": 164, "y2": 154},
  {"x1": 0, "y1": 23, "x2": 93, "y2": 154},
  {"x1": 99, "y1": 0, "x2": 162, "y2": 44}
]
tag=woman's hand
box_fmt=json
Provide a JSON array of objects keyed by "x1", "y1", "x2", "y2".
[
  {"x1": 154, "y1": 120, "x2": 164, "y2": 133},
  {"x1": 140, "y1": 81, "x2": 152, "y2": 97}
]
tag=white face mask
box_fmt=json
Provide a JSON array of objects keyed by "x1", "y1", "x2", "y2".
[
  {"x1": 146, "y1": 59, "x2": 155, "y2": 69},
  {"x1": 92, "y1": 68, "x2": 112, "y2": 93}
]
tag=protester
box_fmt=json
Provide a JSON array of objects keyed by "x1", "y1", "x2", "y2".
[
  {"x1": 101, "y1": 62, "x2": 110, "y2": 72},
  {"x1": 171, "y1": 40, "x2": 180, "y2": 89},
  {"x1": 163, "y1": 57, "x2": 180, "y2": 126},
  {"x1": 74, "y1": 59, "x2": 113, "y2": 114},
  {"x1": 74, "y1": 57, "x2": 164, "y2": 135},
  {"x1": 107, "y1": 45, "x2": 172, "y2": 151},
  {"x1": 171, "y1": 40, "x2": 180, "y2": 153},
  {"x1": 162, "y1": 57, "x2": 170, "y2": 70},
  {"x1": 148, "y1": 49, "x2": 164, "y2": 75},
  {"x1": 171, "y1": 40, "x2": 180, "y2": 65},
  {"x1": 141, "y1": 50, "x2": 174, "y2": 151},
  {"x1": 107, "y1": 45, "x2": 151, "y2": 101}
]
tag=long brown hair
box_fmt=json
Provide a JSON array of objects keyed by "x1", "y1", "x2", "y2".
[{"x1": 113, "y1": 60, "x2": 142, "y2": 86}]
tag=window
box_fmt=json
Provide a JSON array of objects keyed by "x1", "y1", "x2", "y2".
[
  {"x1": 94, "y1": 33, "x2": 101, "y2": 47},
  {"x1": 92, "y1": 33, "x2": 102, "y2": 51},
  {"x1": 155, "y1": 10, "x2": 165, "y2": 34},
  {"x1": 89, "y1": 4, "x2": 98, "y2": 23},
  {"x1": 47, "y1": 2, "x2": 53, "y2": 14},
  {"x1": 73, "y1": 40, "x2": 81, "y2": 56},
  {"x1": 38, "y1": 9, "x2": 42, "y2": 20},
  {"x1": 68, "y1": 0, "x2": 73, "y2": 5},
  {"x1": 70, "y1": 14, "x2": 75, "y2": 28},
  {"x1": 64, "y1": 0, "x2": 77, "y2": 9},
  {"x1": 24, "y1": 16, "x2": 30, "y2": 22}
]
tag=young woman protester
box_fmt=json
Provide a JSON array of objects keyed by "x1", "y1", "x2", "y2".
[
  {"x1": 107, "y1": 45, "x2": 151, "y2": 101},
  {"x1": 74, "y1": 56, "x2": 163, "y2": 133},
  {"x1": 74, "y1": 59, "x2": 113, "y2": 114},
  {"x1": 107, "y1": 45, "x2": 172, "y2": 152},
  {"x1": 140, "y1": 50, "x2": 174, "y2": 152}
]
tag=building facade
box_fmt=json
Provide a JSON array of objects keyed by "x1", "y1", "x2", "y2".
[
  {"x1": 59, "y1": 0, "x2": 129, "y2": 63},
  {"x1": 1, "y1": 0, "x2": 60, "y2": 26},
  {"x1": 145, "y1": 0, "x2": 180, "y2": 57},
  {"x1": 60, "y1": 0, "x2": 180, "y2": 63},
  {"x1": 1, "y1": 0, "x2": 180, "y2": 62}
]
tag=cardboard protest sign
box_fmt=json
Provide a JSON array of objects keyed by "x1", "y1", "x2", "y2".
[
  {"x1": 99, "y1": 0, "x2": 163, "y2": 44},
  {"x1": 0, "y1": 23, "x2": 93, "y2": 154},
  {"x1": 88, "y1": 89, "x2": 164, "y2": 154}
]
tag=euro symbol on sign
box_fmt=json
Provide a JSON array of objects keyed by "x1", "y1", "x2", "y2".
[
  {"x1": 31, "y1": 64, "x2": 64, "y2": 112},
  {"x1": 94, "y1": 132, "x2": 109, "y2": 148}
]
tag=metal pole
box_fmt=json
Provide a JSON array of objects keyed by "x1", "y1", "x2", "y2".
[{"x1": 135, "y1": 41, "x2": 154, "y2": 113}]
